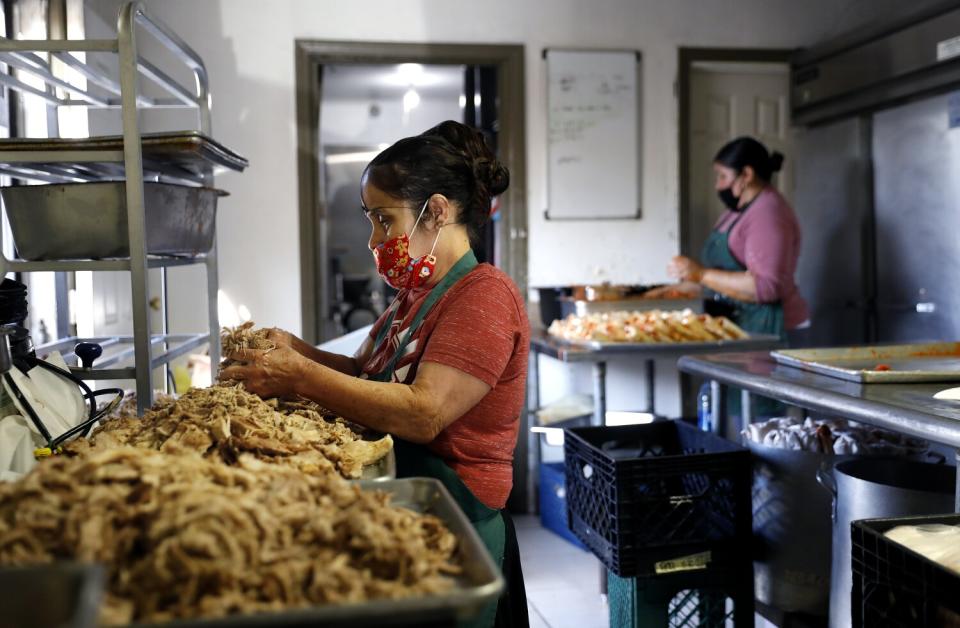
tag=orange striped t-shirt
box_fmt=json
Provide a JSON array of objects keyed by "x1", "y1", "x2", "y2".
[{"x1": 362, "y1": 263, "x2": 529, "y2": 509}]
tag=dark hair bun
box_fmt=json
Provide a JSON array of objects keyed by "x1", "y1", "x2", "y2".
[
  {"x1": 769, "y1": 151, "x2": 785, "y2": 173},
  {"x1": 426, "y1": 120, "x2": 510, "y2": 197},
  {"x1": 365, "y1": 120, "x2": 509, "y2": 249},
  {"x1": 474, "y1": 158, "x2": 510, "y2": 197}
]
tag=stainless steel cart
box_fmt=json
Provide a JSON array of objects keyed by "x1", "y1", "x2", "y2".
[{"x1": 0, "y1": 2, "x2": 247, "y2": 413}]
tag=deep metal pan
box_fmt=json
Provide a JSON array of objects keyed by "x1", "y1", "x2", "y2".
[{"x1": 1, "y1": 181, "x2": 225, "y2": 260}]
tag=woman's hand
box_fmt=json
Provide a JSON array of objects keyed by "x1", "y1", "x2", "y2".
[
  {"x1": 220, "y1": 344, "x2": 310, "y2": 398},
  {"x1": 265, "y1": 327, "x2": 296, "y2": 348},
  {"x1": 667, "y1": 256, "x2": 705, "y2": 283}
]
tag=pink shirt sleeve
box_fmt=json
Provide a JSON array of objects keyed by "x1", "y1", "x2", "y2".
[{"x1": 733, "y1": 202, "x2": 797, "y2": 303}]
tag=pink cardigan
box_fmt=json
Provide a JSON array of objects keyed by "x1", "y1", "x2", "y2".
[{"x1": 714, "y1": 187, "x2": 810, "y2": 330}]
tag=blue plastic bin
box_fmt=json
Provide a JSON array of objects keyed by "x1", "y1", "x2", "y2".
[{"x1": 539, "y1": 462, "x2": 587, "y2": 550}]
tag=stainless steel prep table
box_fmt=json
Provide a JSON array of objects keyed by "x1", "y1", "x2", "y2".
[
  {"x1": 523, "y1": 330, "x2": 783, "y2": 512},
  {"x1": 678, "y1": 350, "x2": 960, "y2": 509}
]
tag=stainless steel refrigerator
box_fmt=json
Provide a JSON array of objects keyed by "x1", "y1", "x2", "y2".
[{"x1": 791, "y1": 3, "x2": 960, "y2": 345}]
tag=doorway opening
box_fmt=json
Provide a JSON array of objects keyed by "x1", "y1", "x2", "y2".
[
  {"x1": 295, "y1": 43, "x2": 526, "y2": 345},
  {"x1": 676, "y1": 48, "x2": 792, "y2": 419}
]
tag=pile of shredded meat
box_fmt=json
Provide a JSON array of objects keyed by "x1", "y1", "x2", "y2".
[
  {"x1": 69, "y1": 385, "x2": 392, "y2": 479},
  {"x1": 0, "y1": 447, "x2": 459, "y2": 625},
  {"x1": 219, "y1": 321, "x2": 276, "y2": 375}
]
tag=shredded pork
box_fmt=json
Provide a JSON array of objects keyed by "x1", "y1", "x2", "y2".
[
  {"x1": 0, "y1": 448, "x2": 459, "y2": 625},
  {"x1": 69, "y1": 385, "x2": 392, "y2": 479}
]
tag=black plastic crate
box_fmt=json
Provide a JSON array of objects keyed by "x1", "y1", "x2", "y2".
[
  {"x1": 608, "y1": 562, "x2": 755, "y2": 628},
  {"x1": 564, "y1": 421, "x2": 751, "y2": 578},
  {"x1": 852, "y1": 514, "x2": 960, "y2": 628}
]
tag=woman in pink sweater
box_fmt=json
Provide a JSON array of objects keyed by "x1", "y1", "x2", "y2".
[{"x1": 658, "y1": 136, "x2": 809, "y2": 339}]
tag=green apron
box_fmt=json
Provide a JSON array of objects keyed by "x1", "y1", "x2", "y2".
[
  {"x1": 368, "y1": 250, "x2": 504, "y2": 628},
  {"x1": 702, "y1": 207, "x2": 785, "y2": 419}
]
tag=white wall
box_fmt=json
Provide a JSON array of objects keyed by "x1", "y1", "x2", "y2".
[{"x1": 82, "y1": 0, "x2": 930, "y2": 335}]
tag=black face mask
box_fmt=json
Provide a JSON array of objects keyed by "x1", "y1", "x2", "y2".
[{"x1": 718, "y1": 186, "x2": 740, "y2": 211}]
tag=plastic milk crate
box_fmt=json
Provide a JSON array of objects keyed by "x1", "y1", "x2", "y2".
[
  {"x1": 563, "y1": 420, "x2": 752, "y2": 578},
  {"x1": 852, "y1": 514, "x2": 960, "y2": 628},
  {"x1": 607, "y1": 563, "x2": 755, "y2": 628}
]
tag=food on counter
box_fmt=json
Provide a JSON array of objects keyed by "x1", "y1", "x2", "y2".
[
  {"x1": 68, "y1": 385, "x2": 392, "y2": 479},
  {"x1": 547, "y1": 309, "x2": 748, "y2": 343},
  {"x1": 884, "y1": 524, "x2": 960, "y2": 575},
  {"x1": 0, "y1": 447, "x2": 459, "y2": 625},
  {"x1": 742, "y1": 415, "x2": 930, "y2": 455},
  {"x1": 874, "y1": 363, "x2": 892, "y2": 371}
]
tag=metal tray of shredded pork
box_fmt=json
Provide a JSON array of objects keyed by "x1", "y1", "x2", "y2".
[{"x1": 138, "y1": 478, "x2": 503, "y2": 628}]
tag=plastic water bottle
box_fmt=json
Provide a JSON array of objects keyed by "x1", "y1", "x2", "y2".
[{"x1": 697, "y1": 382, "x2": 712, "y2": 432}]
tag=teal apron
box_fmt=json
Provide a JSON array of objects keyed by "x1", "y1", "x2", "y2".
[
  {"x1": 702, "y1": 207, "x2": 784, "y2": 418},
  {"x1": 368, "y1": 250, "x2": 504, "y2": 628}
]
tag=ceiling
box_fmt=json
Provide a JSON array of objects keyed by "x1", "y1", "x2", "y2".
[{"x1": 322, "y1": 64, "x2": 466, "y2": 101}]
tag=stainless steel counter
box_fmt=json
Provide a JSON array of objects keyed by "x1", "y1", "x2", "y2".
[{"x1": 678, "y1": 350, "x2": 960, "y2": 508}]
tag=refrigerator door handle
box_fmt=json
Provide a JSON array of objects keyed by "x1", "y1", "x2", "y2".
[{"x1": 875, "y1": 301, "x2": 937, "y2": 313}]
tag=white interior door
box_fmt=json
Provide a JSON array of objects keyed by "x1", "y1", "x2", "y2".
[{"x1": 688, "y1": 62, "x2": 793, "y2": 259}]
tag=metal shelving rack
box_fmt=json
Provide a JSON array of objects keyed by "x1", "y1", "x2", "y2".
[{"x1": 0, "y1": 2, "x2": 225, "y2": 414}]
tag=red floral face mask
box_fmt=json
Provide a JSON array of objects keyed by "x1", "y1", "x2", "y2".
[{"x1": 372, "y1": 198, "x2": 442, "y2": 290}]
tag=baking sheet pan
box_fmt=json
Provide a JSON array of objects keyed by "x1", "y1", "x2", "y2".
[
  {"x1": 771, "y1": 342, "x2": 960, "y2": 383},
  {"x1": 131, "y1": 478, "x2": 503, "y2": 628},
  {"x1": 555, "y1": 333, "x2": 781, "y2": 352},
  {"x1": 0, "y1": 132, "x2": 248, "y2": 183}
]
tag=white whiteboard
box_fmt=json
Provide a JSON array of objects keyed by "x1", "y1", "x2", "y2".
[{"x1": 546, "y1": 49, "x2": 641, "y2": 220}]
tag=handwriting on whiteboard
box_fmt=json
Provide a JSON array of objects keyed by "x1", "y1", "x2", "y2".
[{"x1": 546, "y1": 50, "x2": 640, "y2": 220}]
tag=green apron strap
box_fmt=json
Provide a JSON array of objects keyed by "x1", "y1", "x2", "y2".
[
  {"x1": 700, "y1": 207, "x2": 785, "y2": 419},
  {"x1": 700, "y1": 208, "x2": 785, "y2": 339},
  {"x1": 370, "y1": 250, "x2": 478, "y2": 381},
  {"x1": 366, "y1": 251, "x2": 503, "y2": 628}
]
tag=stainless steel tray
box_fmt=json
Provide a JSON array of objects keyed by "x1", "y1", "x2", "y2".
[
  {"x1": 557, "y1": 333, "x2": 780, "y2": 352},
  {"x1": 0, "y1": 132, "x2": 248, "y2": 184},
  {"x1": 135, "y1": 478, "x2": 503, "y2": 628},
  {"x1": 771, "y1": 342, "x2": 960, "y2": 383},
  {"x1": 1, "y1": 181, "x2": 224, "y2": 260}
]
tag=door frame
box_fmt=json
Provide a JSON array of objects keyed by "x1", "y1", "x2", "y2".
[
  {"x1": 677, "y1": 47, "x2": 793, "y2": 257},
  {"x1": 295, "y1": 41, "x2": 527, "y2": 344}
]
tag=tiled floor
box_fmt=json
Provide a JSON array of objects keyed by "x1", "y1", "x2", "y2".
[{"x1": 514, "y1": 515, "x2": 608, "y2": 628}]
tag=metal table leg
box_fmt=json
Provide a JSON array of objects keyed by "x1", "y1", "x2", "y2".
[
  {"x1": 741, "y1": 389, "x2": 753, "y2": 429},
  {"x1": 526, "y1": 348, "x2": 542, "y2": 514},
  {"x1": 710, "y1": 379, "x2": 725, "y2": 436},
  {"x1": 644, "y1": 359, "x2": 655, "y2": 415},
  {"x1": 592, "y1": 361, "x2": 607, "y2": 426},
  {"x1": 955, "y1": 450, "x2": 960, "y2": 511}
]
